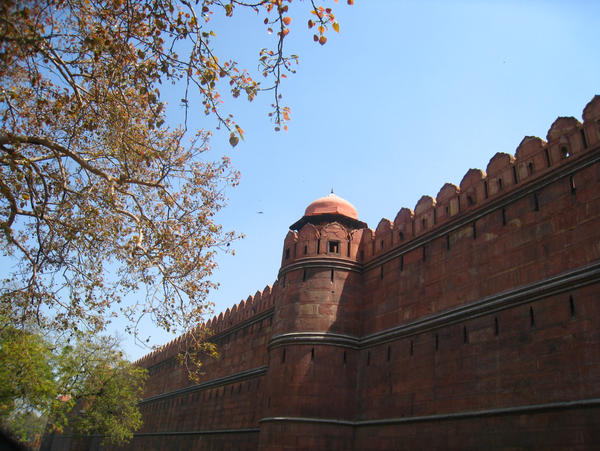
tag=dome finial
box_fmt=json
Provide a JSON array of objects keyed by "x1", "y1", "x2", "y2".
[{"x1": 330, "y1": 187, "x2": 334, "y2": 194}]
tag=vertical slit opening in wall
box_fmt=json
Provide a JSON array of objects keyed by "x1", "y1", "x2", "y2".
[
  {"x1": 561, "y1": 146, "x2": 571, "y2": 159},
  {"x1": 463, "y1": 326, "x2": 468, "y2": 344},
  {"x1": 494, "y1": 317, "x2": 499, "y2": 336},
  {"x1": 399, "y1": 254, "x2": 404, "y2": 272},
  {"x1": 533, "y1": 193, "x2": 540, "y2": 211},
  {"x1": 347, "y1": 241, "x2": 351, "y2": 257},
  {"x1": 446, "y1": 234, "x2": 450, "y2": 250},
  {"x1": 544, "y1": 148, "x2": 551, "y2": 167},
  {"x1": 304, "y1": 245, "x2": 308, "y2": 255},
  {"x1": 282, "y1": 274, "x2": 286, "y2": 287},
  {"x1": 513, "y1": 166, "x2": 519, "y2": 183},
  {"x1": 367, "y1": 351, "x2": 371, "y2": 366},
  {"x1": 422, "y1": 246, "x2": 426, "y2": 262},
  {"x1": 570, "y1": 175, "x2": 577, "y2": 194},
  {"x1": 412, "y1": 220, "x2": 415, "y2": 236},
  {"x1": 580, "y1": 129, "x2": 588, "y2": 148},
  {"x1": 472, "y1": 221, "x2": 477, "y2": 240},
  {"x1": 381, "y1": 239, "x2": 384, "y2": 250},
  {"x1": 281, "y1": 348, "x2": 286, "y2": 363},
  {"x1": 293, "y1": 243, "x2": 297, "y2": 258},
  {"x1": 502, "y1": 208, "x2": 506, "y2": 226},
  {"x1": 343, "y1": 351, "x2": 347, "y2": 366},
  {"x1": 433, "y1": 208, "x2": 437, "y2": 224},
  {"x1": 498, "y1": 178, "x2": 503, "y2": 191},
  {"x1": 303, "y1": 269, "x2": 307, "y2": 282},
  {"x1": 529, "y1": 307, "x2": 535, "y2": 328},
  {"x1": 569, "y1": 295, "x2": 576, "y2": 318},
  {"x1": 331, "y1": 269, "x2": 334, "y2": 283},
  {"x1": 285, "y1": 248, "x2": 290, "y2": 260},
  {"x1": 528, "y1": 162, "x2": 535, "y2": 176},
  {"x1": 329, "y1": 240, "x2": 340, "y2": 254},
  {"x1": 380, "y1": 265, "x2": 384, "y2": 280},
  {"x1": 457, "y1": 196, "x2": 461, "y2": 212},
  {"x1": 387, "y1": 346, "x2": 391, "y2": 362},
  {"x1": 311, "y1": 347, "x2": 314, "y2": 362},
  {"x1": 410, "y1": 341, "x2": 414, "y2": 356},
  {"x1": 467, "y1": 195, "x2": 474, "y2": 206},
  {"x1": 484, "y1": 181, "x2": 489, "y2": 199},
  {"x1": 316, "y1": 239, "x2": 320, "y2": 254},
  {"x1": 422, "y1": 218, "x2": 427, "y2": 230},
  {"x1": 435, "y1": 334, "x2": 439, "y2": 351},
  {"x1": 399, "y1": 231, "x2": 404, "y2": 241}
]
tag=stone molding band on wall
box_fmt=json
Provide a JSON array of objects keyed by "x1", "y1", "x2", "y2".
[
  {"x1": 268, "y1": 331, "x2": 360, "y2": 350},
  {"x1": 278, "y1": 256, "x2": 363, "y2": 278},
  {"x1": 364, "y1": 146, "x2": 600, "y2": 272},
  {"x1": 132, "y1": 428, "x2": 260, "y2": 436},
  {"x1": 62, "y1": 428, "x2": 261, "y2": 440},
  {"x1": 268, "y1": 260, "x2": 600, "y2": 350},
  {"x1": 140, "y1": 365, "x2": 268, "y2": 404},
  {"x1": 259, "y1": 397, "x2": 600, "y2": 427},
  {"x1": 80, "y1": 399, "x2": 600, "y2": 441}
]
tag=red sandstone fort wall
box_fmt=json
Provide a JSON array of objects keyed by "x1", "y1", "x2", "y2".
[
  {"x1": 51, "y1": 95, "x2": 600, "y2": 451},
  {"x1": 100, "y1": 286, "x2": 280, "y2": 450},
  {"x1": 256, "y1": 96, "x2": 600, "y2": 450},
  {"x1": 136, "y1": 283, "x2": 277, "y2": 398}
]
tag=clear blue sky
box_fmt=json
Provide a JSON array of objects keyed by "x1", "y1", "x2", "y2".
[{"x1": 122, "y1": 0, "x2": 600, "y2": 360}]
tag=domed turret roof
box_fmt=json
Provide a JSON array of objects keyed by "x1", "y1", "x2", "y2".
[
  {"x1": 304, "y1": 193, "x2": 359, "y2": 220},
  {"x1": 290, "y1": 192, "x2": 367, "y2": 231}
]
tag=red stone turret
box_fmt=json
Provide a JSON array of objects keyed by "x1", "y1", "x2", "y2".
[{"x1": 260, "y1": 193, "x2": 367, "y2": 447}]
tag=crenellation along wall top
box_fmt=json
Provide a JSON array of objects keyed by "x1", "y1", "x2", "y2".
[
  {"x1": 363, "y1": 95, "x2": 599, "y2": 260},
  {"x1": 436, "y1": 183, "x2": 460, "y2": 204}
]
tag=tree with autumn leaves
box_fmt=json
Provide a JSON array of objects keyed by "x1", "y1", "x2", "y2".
[{"x1": 0, "y1": 0, "x2": 352, "y2": 445}]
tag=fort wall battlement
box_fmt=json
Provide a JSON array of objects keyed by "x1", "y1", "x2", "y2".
[
  {"x1": 134, "y1": 283, "x2": 277, "y2": 367},
  {"x1": 134, "y1": 282, "x2": 278, "y2": 398}
]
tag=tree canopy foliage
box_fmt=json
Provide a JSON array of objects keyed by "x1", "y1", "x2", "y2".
[
  {"x1": 0, "y1": 0, "x2": 351, "y2": 341},
  {"x1": 0, "y1": 324, "x2": 147, "y2": 447}
]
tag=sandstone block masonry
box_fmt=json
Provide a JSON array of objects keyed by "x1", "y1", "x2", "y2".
[{"x1": 56, "y1": 95, "x2": 600, "y2": 450}]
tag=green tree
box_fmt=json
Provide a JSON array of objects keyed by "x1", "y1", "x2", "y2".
[
  {"x1": 0, "y1": 325, "x2": 56, "y2": 446},
  {"x1": 0, "y1": 324, "x2": 147, "y2": 447}
]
